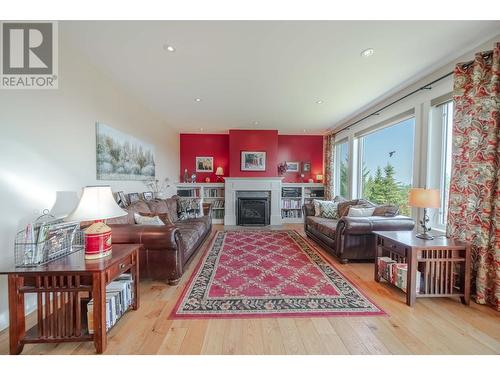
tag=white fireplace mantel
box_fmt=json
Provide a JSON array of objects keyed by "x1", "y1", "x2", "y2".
[{"x1": 224, "y1": 177, "x2": 284, "y2": 226}]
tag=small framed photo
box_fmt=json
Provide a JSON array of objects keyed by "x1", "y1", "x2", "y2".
[
  {"x1": 143, "y1": 191, "x2": 154, "y2": 201},
  {"x1": 114, "y1": 191, "x2": 129, "y2": 207},
  {"x1": 286, "y1": 161, "x2": 300, "y2": 173},
  {"x1": 241, "y1": 151, "x2": 266, "y2": 171},
  {"x1": 128, "y1": 192, "x2": 141, "y2": 204},
  {"x1": 196, "y1": 156, "x2": 214, "y2": 172},
  {"x1": 302, "y1": 162, "x2": 311, "y2": 172}
]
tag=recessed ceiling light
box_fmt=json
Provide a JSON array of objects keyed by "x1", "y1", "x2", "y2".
[
  {"x1": 163, "y1": 44, "x2": 175, "y2": 52},
  {"x1": 360, "y1": 48, "x2": 374, "y2": 58},
  {"x1": 195, "y1": 98, "x2": 202, "y2": 102},
  {"x1": 316, "y1": 100, "x2": 323, "y2": 104}
]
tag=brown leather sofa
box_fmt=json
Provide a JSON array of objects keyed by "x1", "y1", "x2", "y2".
[
  {"x1": 108, "y1": 197, "x2": 212, "y2": 285},
  {"x1": 303, "y1": 199, "x2": 414, "y2": 263}
]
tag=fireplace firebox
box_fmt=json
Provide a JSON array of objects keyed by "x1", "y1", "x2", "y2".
[{"x1": 236, "y1": 191, "x2": 271, "y2": 226}]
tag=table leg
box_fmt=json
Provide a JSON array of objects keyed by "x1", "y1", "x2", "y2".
[
  {"x1": 406, "y1": 250, "x2": 417, "y2": 307},
  {"x1": 462, "y1": 244, "x2": 471, "y2": 305},
  {"x1": 8, "y1": 275, "x2": 25, "y2": 355},
  {"x1": 131, "y1": 250, "x2": 140, "y2": 310},
  {"x1": 374, "y1": 240, "x2": 381, "y2": 282},
  {"x1": 92, "y1": 272, "x2": 107, "y2": 354}
]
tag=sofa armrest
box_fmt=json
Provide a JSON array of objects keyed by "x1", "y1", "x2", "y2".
[
  {"x1": 337, "y1": 216, "x2": 415, "y2": 235},
  {"x1": 110, "y1": 224, "x2": 180, "y2": 250},
  {"x1": 203, "y1": 203, "x2": 213, "y2": 218}
]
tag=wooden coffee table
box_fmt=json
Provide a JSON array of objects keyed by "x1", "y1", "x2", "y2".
[
  {"x1": 373, "y1": 231, "x2": 470, "y2": 307},
  {"x1": 0, "y1": 243, "x2": 141, "y2": 354}
]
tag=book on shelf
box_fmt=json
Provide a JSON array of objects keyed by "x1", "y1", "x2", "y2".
[
  {"x1": 204, "y1": 188, "x2": 224, "y2": 198},
  {"x1": 209, "y1": 199, "x2": 225, "y2": 209},
  {"x1": 282, "y1": 210, "x2": 302, "y2": 219},
  {"x1": 87, "y1": 273, "x2": 134, "y2": 334},
  {"x1": 281, "y1": 198, "x2": 302, "y2": 209}
]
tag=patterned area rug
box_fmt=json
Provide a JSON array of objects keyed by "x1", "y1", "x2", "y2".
[{"x1": 171, "y1": 230, "x2": 385, "y2": 318}]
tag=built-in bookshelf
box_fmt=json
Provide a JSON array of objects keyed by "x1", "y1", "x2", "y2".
[
  {"x1": 281, "y1": 183, "x2": 325, "y2": 223},
  {"x1": 176, "y1": 183, "x2": 225, "y2": 224}
]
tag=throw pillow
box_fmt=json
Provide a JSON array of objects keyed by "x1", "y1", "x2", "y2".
[
  {"x1": 347, "y1": 206, "x2": 376, "y2": 217},
  {"x1": 138, "y1": 212, "x2": 173, "y2": 225},
  {"x1": 318, "y1": 200, "x2": 339, "y2": 219},
  {"x1": 134, "y1": 213, "x2": 164, "y2": 225},
  {"x1": 312, "y1": 199, "x2": 322, "y2": 216},
  {"x1": 177, "y1": 198, "x2": 203, "y2": 220},
  {"x1": 372, "y1": 205, "x2": 399, "y2": 217}
]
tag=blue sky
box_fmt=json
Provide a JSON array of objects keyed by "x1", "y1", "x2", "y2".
[{"x1": 361, "y1": 118, "x2": 415, "y2": 185}]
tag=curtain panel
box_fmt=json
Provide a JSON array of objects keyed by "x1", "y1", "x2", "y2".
[
  {"x1": 447, "y1": 42, "x2": 500, "y2": 310},
  {"x1": 324, "y1": 133, "x2": 335, "y2": 200}
]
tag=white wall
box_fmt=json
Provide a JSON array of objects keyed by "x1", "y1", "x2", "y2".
[{"x1": 0, "y1": 37, "x2": 179, "y2": 330}]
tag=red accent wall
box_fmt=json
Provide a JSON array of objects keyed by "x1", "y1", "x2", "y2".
[
  {"x1": 228, "y1": 129, "x2": 279, "y2": 177},
  {"x1": 179, "y1": 131, "x2": 324, "y2": 182},
  {"x1": 277, "y1": 135, "x2": 324, "y2": 182},
  {"x1": 179, "y1": 134, "x2": 229, "y2": 182}
]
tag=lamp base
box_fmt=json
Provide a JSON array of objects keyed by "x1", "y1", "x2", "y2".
[
  {"x1": 416, "y1": 232, "x2": 434, "y2": 240},
  {"x1": 84, "y1": 221, "x2": 113, "y2": 260}
]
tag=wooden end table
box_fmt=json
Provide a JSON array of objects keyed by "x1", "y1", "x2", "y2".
[
  {"x1": 373, "y1": 231, "x2": 470, "y2": 307},
  {"x1": 0, "y1": 243, "x2": 141, "y2": 354}
]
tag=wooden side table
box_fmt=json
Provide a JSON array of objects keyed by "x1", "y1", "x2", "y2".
[
  {"x1": 373, "y1": 231, "x2": 470, "y2": 307},
  {"x1": 0, "y1": 243, "x2": 141, "y2": 354}
]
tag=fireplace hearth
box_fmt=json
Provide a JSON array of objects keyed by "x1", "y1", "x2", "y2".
[{"x1": 236, "y1": 191, "x2": 270, "y2": 226}]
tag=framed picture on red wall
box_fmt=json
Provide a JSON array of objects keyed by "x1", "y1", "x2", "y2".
[
  {"x1": 196, "y1": 156, "x2": 214, "y2": 172},
  {"x1": 241, "y1": 151, "x2": 266, "y2": 171}
]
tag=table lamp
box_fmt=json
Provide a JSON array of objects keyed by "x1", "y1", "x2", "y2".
[
  {"x1": 408, "y1": 188, "x2": 441, "y2": 240},
  {"x1": 316, "y1": 174, "x2": 323, "y2": 183},
  {"x1": 66, "y1": 186, "x2": 127, "y2": 259},
  {"x1": 215, "y1": 166, "x2": 224, "y2": 182}
]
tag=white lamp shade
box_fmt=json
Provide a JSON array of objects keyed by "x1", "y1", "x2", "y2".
[
  {"x1": 50, "y1": 191, "x2": 80, "y2": 219},
  {"x1": 408, "y1": 188, "x2": 441, "y2": 209},
  {"x1": 65, "y1": 186, "x2": 127, "y2": 222},
  {"x1": 215, "y1": 167, "x2": 224, "y2": 176}
]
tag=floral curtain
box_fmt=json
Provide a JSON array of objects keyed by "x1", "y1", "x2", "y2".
[
  {"x1": 447, "y1": 42, "x2": 500, "y2": 310},
  {"x1": 324, "y1": 133, "x2": 335, "y2": 200}
]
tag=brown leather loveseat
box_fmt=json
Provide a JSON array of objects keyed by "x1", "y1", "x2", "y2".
[
  {"x1": 303, "y1": 199, "x2": 414, "y2": 263},
  {"x1": 108, "y1": 197, "x2": 212, "y2": 285}
]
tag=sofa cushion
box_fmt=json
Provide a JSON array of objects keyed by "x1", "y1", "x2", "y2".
[
  {"x1": 138, "y1": 211, "x2": 173, "y2": 225},
  {"x1": 337, "y1": 199, "x2": 374, "y2": 218},
  {"x1": 147, "y1": 197, "x2": 180, "y2": 222},
  {"x1": 306, "y1": 216, "x2": 338, "y2": 239},
  {"x1": 347, "y1": 206, "x2": 376, "y2": 217},
  {"x1": 175, "y1": 219, "x2": 209, "y2": 258},
  {"x1": 107, "y1": 201, "x2": 151, "y2": 225},
  {"x1": 178, "y1": 198, "x2": 203, "y2": 220},
  {"x1": 134, "y1": 213, "x2": 164, "y2": 225}
]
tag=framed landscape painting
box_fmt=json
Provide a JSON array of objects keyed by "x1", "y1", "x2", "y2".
[
  {"x1": 196, "y1": 156, "x2": 214, "y2": 172},
  {"x1": 241, "y1": 151, "x2": 266, "y2": 171},
  {"x1": 96, "y1": 122, "x2": 155, "y2": 180},
  {"x1": 286, "y1": 161, "x2": 300, "y2": 172}
]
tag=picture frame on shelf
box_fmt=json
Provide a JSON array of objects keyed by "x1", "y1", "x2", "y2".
[
  {"x1": 196, "y1": 156, "x2": 214, "y2": 172},
  {"x1": 115, "y1": 191, "x2": 128, "y2": 207},
  {"x1": 142, "y1": 191, "x2": 154, "y2": 201},
  {"x1": 241, "y1": 151, "x2": 266, "y2": 171},
  {"x1": 302, "y1": 162, "x2": 311, "y2": 172},
  {"x1": 128, "y1": 192, "x2": 141, "y2": 204},
  {"x1": 286, "y1": 161, "x2": 300, "y2": 172}
]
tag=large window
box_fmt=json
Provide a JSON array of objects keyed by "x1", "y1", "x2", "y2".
[
  {"x1": 334, "y1": 140, "x2": 349, "y2": 198},
  {"x1": 428, "y1": 100, "x2": 454, "y2": 227},
  {"x1": 358, "y1": 117, "x2": 415, "y2": 216}
]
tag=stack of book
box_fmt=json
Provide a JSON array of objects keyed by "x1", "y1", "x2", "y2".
[
  {"x1": 210, "y1": 199, "x2": 225, "y2": 209},
  {"x1": 281, "y1": 198, "x2": 302, "y2": 209},
  {"x1": 377, "y1": 257, "x2": 421, "y2": 293},
  {"x1": 87, "y1": 274, "x2": 134, "y2": 334}
]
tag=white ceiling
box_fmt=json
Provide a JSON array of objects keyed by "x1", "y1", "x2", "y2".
[{"x1": 62, "y1": 21, "x2": 500, "y2": 134}]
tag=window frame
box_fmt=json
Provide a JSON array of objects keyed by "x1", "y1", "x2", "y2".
[{"x1": 333, "y1": 138, "x2": 349, "y2": 198}]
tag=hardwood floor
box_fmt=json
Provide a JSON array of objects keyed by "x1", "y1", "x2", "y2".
[{"x1": 1, "y1": 224, "x2": 499, "y2": 355}]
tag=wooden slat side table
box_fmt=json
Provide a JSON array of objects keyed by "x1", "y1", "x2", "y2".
[
  {"x1": 373, "y1": 231, "x2": 470, "y2": 307},
  {"x1": 0, "y1": 243, "x2": 141, "y2": 354}
]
